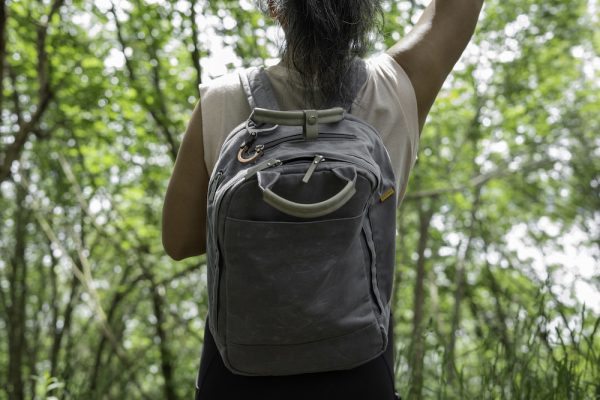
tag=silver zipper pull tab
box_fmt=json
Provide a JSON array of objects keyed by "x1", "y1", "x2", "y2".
[{"x1": 302, "y1": 155, "x2": 325, "y2": 183}]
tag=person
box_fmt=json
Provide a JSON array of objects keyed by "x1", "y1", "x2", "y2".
[{"x1": 162, "y1": 0, "x2": 484, "y2": 398}]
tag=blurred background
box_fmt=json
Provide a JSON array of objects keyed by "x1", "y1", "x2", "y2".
[{"x1": 0, "y1": 0, "x2": 598, "y2": 399}]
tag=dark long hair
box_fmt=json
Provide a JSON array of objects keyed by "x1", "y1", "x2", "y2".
[{"x1": 258, "y1": 0, "x2": 383, "y2": 107}]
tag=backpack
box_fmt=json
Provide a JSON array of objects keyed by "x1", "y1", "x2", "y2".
[{"x1": 204, "y1": 59, "x2": 398, "y2": 376}]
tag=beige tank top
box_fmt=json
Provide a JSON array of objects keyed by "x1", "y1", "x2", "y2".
[{"x1": 199, "y1": 53, "x2": 420, "y2": 206}]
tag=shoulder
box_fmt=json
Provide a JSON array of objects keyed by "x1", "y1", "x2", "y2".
[
  {"x1": 199, "y1": 70, "x2": 246, "y2": 107},
  {"x1": 363, "y1": 53, "x2": 418, "y2": 115},
  {"x1": 198, "y1": 69, "x2": 252, "y2": 133},
  {"x1": 353, "y1": 53, "x2": 420, "y2": 136},
  {"x1": 365, "y1": 52, "x2": 413, "y2": 84},
  {"x1": 197, "y1": 70, "x2": 253, "y2": 174}
]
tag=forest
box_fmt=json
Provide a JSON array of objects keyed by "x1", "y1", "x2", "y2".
[{"x1": 0, "y1": 0, "x2": 599, "y2": 399}]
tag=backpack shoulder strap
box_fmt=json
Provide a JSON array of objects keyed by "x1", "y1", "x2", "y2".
[
  {"x1": 240, "y1": 60, "x2": 365, "y2": 112},
  {"x1": 239, "y1": 67, "x2": 281, "y2": 111}
]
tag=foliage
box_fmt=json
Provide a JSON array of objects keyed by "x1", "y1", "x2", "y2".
[{"x1": 0, "y1": 0, "x2": 598, "y2": 399}]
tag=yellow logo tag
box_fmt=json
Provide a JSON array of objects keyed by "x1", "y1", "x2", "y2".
[{"x1": 380, "y1": 187, "x2": 395, "y2": 202}]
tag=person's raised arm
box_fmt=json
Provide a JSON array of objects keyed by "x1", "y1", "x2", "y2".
[
  {"x1": 387, "y1": 0, "x2": 485, "y2": 134},
  {"x1": 162, "y1": 100, "x2": 209, "y2": 260}
]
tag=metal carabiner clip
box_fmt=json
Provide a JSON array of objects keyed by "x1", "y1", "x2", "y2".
[
  {"x1": 237, "y1": 120, "x2": 279, "y2": 164},
  {"x1": 237, "y1": 144, "x2": 264, "y2": 163}
]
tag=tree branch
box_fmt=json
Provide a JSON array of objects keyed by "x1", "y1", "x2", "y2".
[
  {"x1": 157, "y1": 263, "x2": 202, "y2": 287},
  {"x1": 405, "y1": 158, "x2": 555, "y2": 200},
  {"x1": 108, "y1": 2, "x2": 178, "y2": 161},
  {"x1": 145, "y1": 20, "x2": 177, "y2": 160},
  {"x1": 7, "y1": 64, "x2": 22, "y2": 126},
  {"x1": 15, "y1": 171, "x2": 149, "y2": 397},
  {"x1": 0, "y1": 0, "x2": 7, "y2": 118},
  {"x1": 0, "y1": 0, "x2": 65, "y2": 184},
  {"x1": 188, "y1": 0, "x2": 202, "y2": 87}
]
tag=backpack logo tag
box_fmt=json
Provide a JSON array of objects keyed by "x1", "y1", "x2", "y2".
[{"x1": 380, "y1": 187, "x2": 395, "y2": 202}]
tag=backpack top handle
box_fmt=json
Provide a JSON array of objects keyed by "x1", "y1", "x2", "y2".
[{"x1": 251, "y1": 107, "x2": 345, "y2": 140}]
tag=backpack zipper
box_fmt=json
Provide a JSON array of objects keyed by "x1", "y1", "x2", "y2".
[
  {"x1": 362, "y1": 226, "x2": 384, "y2": 316},
  {"x1": 210, "y1": 158, "x2": 282, "y2": 333},
  {"x1": 302, "y1": 155, "x2": 325, "y2": 183},
  {"x1": 260, "y1": 133, "x2": 355, "y2": 151},
  {"x1": 281, "y1": 153, "x2": 381, "y2": 189},
  {"x1": 241, "y1": 133, "x2": 357, "y2": 161},
  {"x1": 208, "y1": 170, "x2": 225, "y2": 203}
]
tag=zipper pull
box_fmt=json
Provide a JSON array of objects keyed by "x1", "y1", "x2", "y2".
[
  {"x1": 244, "y1": 158, "x2": 282, "y2": 180},
  {"x1": 302, "y1": 155, "x2": 325, "y2": 183}
]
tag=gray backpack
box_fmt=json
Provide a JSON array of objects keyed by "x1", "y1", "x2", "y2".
[{"x1": 205, "y1": 60, "x2": 398, "y2": 376}]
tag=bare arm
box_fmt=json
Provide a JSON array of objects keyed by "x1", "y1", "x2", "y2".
[
  {"x1": 387, "y1": 0, "x2": 485, "y2": 134},
  {"x1": 162, "y1": 100, "x2": 209, "y2": 260}
]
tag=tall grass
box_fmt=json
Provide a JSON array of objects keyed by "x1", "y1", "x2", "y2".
[{"x1": 394, "y1": 296, "x2": 600, "y2": 399}]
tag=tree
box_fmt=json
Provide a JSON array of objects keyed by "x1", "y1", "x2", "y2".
[{"x1": 1, "y1": 1, "x2": 598, "y2": 398}]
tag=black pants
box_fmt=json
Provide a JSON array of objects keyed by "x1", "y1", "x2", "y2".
[{"x1": 195, "y1": 312, "x2": 400, "y2": 400}]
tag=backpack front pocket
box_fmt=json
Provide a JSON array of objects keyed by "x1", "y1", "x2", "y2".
[{"x1": 222, "y1": 213, "x2": 378, "y2": 346}]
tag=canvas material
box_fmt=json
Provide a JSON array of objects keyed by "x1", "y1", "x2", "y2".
[{"x1": 205, "y1": 62, "x2": 398, "y2": 376}]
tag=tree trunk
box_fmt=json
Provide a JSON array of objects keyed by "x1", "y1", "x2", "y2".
[
  {"x1": 408, "y1": 200, "x2": 435, "y2": 400},
  {"x1": 445, "y1": 186, "x2": 481, "y2": 381},
  {"x1": 7, "y1": 175, "x2": 29, "y2": 400},
  {"x1": 150, "y1": 277, "x2": 178, "y2": 400},
  {"x1": 392, "y1": 207, "x2": 406, "y2": 377},
  {"x1": 0, "y1": 0, "x2": 7, "y2": 117},
  {"x1": 50, "y1": 272, "x2": 80, "y2": 378}
]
